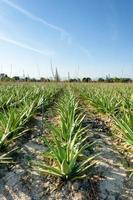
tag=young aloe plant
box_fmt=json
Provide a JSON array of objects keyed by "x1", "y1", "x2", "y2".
[
  {"x1": 113, "y1": 109, "x2": 133, "y2": 145},
  {"x1": 32, "y1": 91, "x2": 96, "y2": 180},
  {"x1": 84, "y1": 88, "x2": 122, "y2": 115},
  {"x1": 0, "y1": 85, "x2": 61, "y2": 164},
  {"x1": 56, "y1": 92, "x2": 82, "y2": 141},
  {"x1": 0, "y1": 101, "x2": 36, "y2": 149},
  {"x1": 113, "y1": 109, "x2": 133, "y2": 176}
]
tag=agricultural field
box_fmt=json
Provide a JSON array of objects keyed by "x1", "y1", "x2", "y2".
[{"x1": 0, "y1": 82, "x2": 133, "y2": 200}]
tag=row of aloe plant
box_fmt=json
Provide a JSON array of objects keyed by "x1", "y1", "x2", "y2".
[
  {"x1": 0, "y1": 85, "x2": 61, "y2": 164},
  {"x1": 32, "y1": 91, "x2": 96, "y2": 180},
  {"x1": 74, "y1": 83, "x2": 133, "y2": 174}
]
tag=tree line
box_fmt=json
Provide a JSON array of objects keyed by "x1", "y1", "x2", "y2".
[{"x1": 0, "y1": 72, "x2": 132, "y2": 83}]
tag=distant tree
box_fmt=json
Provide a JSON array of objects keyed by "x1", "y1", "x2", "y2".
[
  {"x1": 69, "y1": 79, "x2": 75, "y2": 82},
  {"x1": 87, "y1": 77, "x2": 91, "y2": 82},
  {"x1": 82, "y1": 78, "x2": 87, "y2": 82},
  {"x1": 40, "y1": 77, "x2": 46, "y2": 82},
  {"x1": 30, "y1": 78, "x2": 37, "y2": 82},
  {"x1": 0, "y1": 74, "x2": 12, "y2": 81},
  {"x1": 82, "y1": 77, "x2": 91, "y2": 82},
  {"x1": 13, "y1": 76, "x2": 20, "y2": 81},
  {"x1": 121, "y1": 78, "x2": 132, "y2": 83},
  {"x1": 113, "y1": 77, "x2": 120, "y2": 82},
  {"x1": 105, "y1": 75, "x2": 113, "y2": 83},
  {"x1": 104, "y1": 77, "x2": 132, "y2": 83},
  {"x1": 25, "y1": 77, "x2": 30, "y2": 82},
  {"x1": 0, "y1": 73, "x2": 8, "y2": 80},
  {"x1": 2, "y1": 77, "x2": 11, "y2": 81},
  {"x1": 69, "y1": 78, "x2": 80, "y2": 82},
  {"x1": 98, "y1": 78, "x2": 105, "y2": 82}
]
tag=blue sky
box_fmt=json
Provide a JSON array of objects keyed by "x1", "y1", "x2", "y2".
[{"x1": 0, "y1": 0, "x2": 133, "y2": 79}]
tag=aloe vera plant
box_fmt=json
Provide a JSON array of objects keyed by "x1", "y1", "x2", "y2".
[
  {"x1": 81, "y1": 87, "x2": 122, "y2": 115},
  {"x1": 32, "y1": 91, "x2": 96, "y2": 180},
  {"x1": 56, "y1": 92, "x2": 83, "y2": 141},
  {"x1": 0, "y1": 85, "x2": 61, "y2": 164},
  {"x1": 113, "y1": 110, "x2": 133, "y2": 145}
]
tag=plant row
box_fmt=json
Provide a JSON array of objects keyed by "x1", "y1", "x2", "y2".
[
  {"x1": 32, "y1": 91, "x2": 96, "y2": 180},
  {"x1": 73, "y1": 84, "x2": 133, "y2": 174},
  {"x1": 0, "y1": 85, "x2": 61, "y2": 164}
]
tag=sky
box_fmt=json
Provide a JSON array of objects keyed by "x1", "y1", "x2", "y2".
[{"x1": 0, "y1": 0, "x2": 133, "y2": 79}]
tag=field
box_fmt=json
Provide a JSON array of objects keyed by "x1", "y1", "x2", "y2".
[{"x1": 0, "y1": 82, "x2": 133, "y2": 200}]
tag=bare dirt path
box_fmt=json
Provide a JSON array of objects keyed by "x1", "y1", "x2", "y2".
[
  {"x1": 0, "y1": 114, "x2": 47, "y2": 200},
  {"x1": 81, "y1": 101, "x2": 133, "y2": 200}
]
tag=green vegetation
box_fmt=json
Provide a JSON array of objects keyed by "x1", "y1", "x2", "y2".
[
  {"x1": 75, "y1": 83, "x2": 133, "y2": 174},
  {"x1": 0, "y1": 82, "x2": 133, "y2": 179},
  {"x1": 0, "y1": 84, "x2": 61, "y2": 164},
  {"x1": 32, "y1": 91, "x2": 96, "y2": 180}
]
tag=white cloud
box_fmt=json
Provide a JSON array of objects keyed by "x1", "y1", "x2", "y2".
[
  {"x1": 2, "y1": 0, "x2": 72, "y2": 44},
  {"x1": 0, "y1": 35, "x2": 55, "y2": 56},
  {"x1": 1, "y1": 0, "x2": 91, "y2": 59}
]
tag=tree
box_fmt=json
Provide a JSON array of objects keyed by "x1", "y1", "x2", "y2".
[
  {"x1": 13, "y1": 76, "x2": 20, "y2": 81},
  {"x1": 98, "y1": 78, "x2": 105, "y2": 82},
  {"x1": 82, "y1": 77, "x2": 91, "y2": 82}
]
